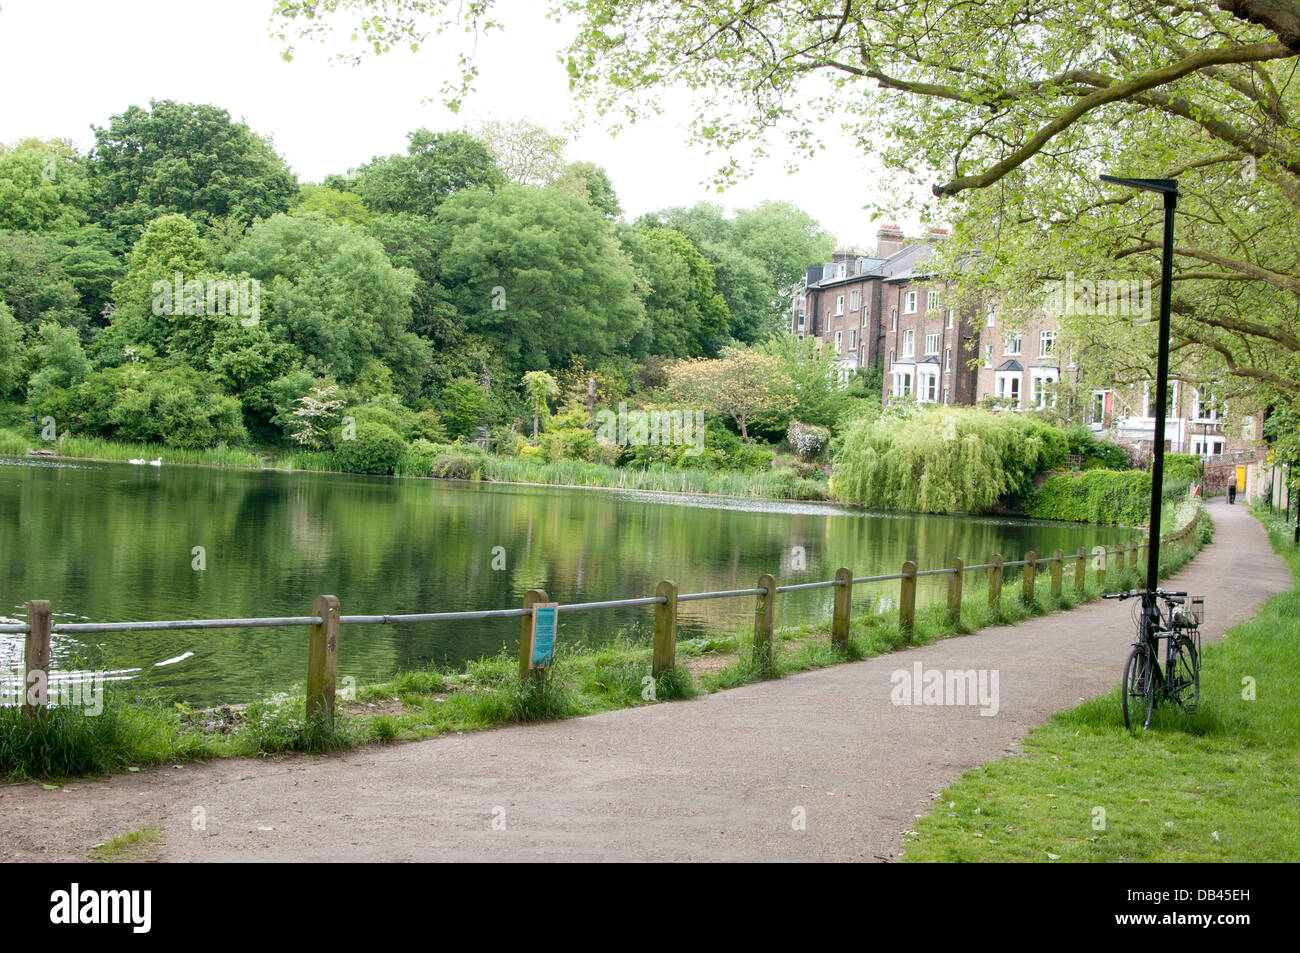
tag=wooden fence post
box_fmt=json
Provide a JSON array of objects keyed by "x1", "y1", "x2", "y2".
[
  {"x1": 306, "y1": 595, "x2": 340, "y2": 726},
  {"x1": 831, "y1": 567, "x2": 853, "y2": 653},
  {"x1": 947, "y1": 558, "x2": 963, "y2": 625},
  {"x1": 899, "y1": 561, "x2": 917, "y2": 644},
  {"x1": 1074, "y1": 546, "x2": 1087, "y2": 596},
  {"x1": 1023, "y1": 551, "x2": 1037, "y2": 605},
  {"x1": 988, "y1": 554, "x2": 1003, "y2": 617},
  {"x1": 517, "y1": 588, "x2": 548, "y2": 681},
  {"x1": 1050, "y1": 549, "x2": 1063, "y2": 600},
  {"x1": 1128, "y1": 545, "x2": 1138, "y2": 569},
  {"x1": 754, "y1": 574, "x2": 777, "y2": 676},
  {"x1": 1095, "y1": 546, "x2": 1108, "y2": 586},
  {"x1": 23, "y1": 600, "x2": 52, "y2": 720},
  {"x1": 652, "y1": 580, "x2": 678, "y2": 677}
]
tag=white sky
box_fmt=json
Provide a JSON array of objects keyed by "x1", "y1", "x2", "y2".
[{"x1": 0, "y1": 0, "x2": 933, "y2": 249}]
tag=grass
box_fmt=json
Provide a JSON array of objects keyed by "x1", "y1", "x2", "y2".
[
  {"x1": 901, "y1": 503, "x2": 1299, "y2": 862},
  {"x1": 91, "y1": 827, "x2": 162, "y2": 863},
  {"x1": 1, "y1": 503, "x2": 1208, "y2": 782}
]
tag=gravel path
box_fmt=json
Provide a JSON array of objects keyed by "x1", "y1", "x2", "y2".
[{"x1": 2, "y1": 500, "x2": 1290, "y2": 862}]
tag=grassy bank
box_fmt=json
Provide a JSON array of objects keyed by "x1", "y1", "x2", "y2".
[
  {"x1": 1, "y1": 506, "x2": 1208, "y2": 782},
  {"x1": 901, "y1": 504, "x2": 1299, "y2": 862},
  {"x1": 1, "y1": 427, "x2": 830, "y2": 502}
]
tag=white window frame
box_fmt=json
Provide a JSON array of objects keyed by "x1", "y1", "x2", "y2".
[
  {"x1": 835, "y1": 295, "x2": 845, "y2": 316},
  {"x1": 1193, "y1": 388, "x2": 1223, "y2": 423},
  {"x1": 924, "y1": 333, "x2": 940, "y2": 356},
  {"x1": 902, "y1": 329, "x2": 915, "y2": 358},
  {"x1": 995, "y1": 372, "x2": 1022, "y2": 407},
  {"x1": 1039, "y1": 329, "x2": 1056, "y2": 356},
  {"x1": 834, "y1": 330, "x2": 843, "y2": 353},
  {"x1": 848, "y1": 328, "x2": 858, "y2": 351},
  {"x1": 891, "y1": 308, "x2": 898, "y2": 332},
  {"x1": 1191, "y1": 435, "x2": 1226, "y2": 457},
  {"x1": 1030, "y1": 368, "x2": 1059, "y2": 409},
  {"x1": 986, "y1": 308, "x2": 996, "y2": 327},
  {"x1": 849, "y1": 289, "x2": 861, "y2": 312},
  {"x1": 944, "y1": 347, "x2": 952, "y2": 371},
  {"x1": 1005, "y1": 333, "x2": 1022, "y2": 356},
  {"x1": 946, "y1": 309, "x2": 955, "y2": 329},
  {"x1": 904, "y1": 291, "x2": 918, "y2": 314},
  {"x1": 984, "y1": 344, "x2": 993, "y2": 365},
  {"x1": 927, "y1": 290, "x2": 939, "y2": 312}
]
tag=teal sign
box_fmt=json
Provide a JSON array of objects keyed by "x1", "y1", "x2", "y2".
[{"x1": 530, "y1": 604, "x2": 558, "y2": 668}]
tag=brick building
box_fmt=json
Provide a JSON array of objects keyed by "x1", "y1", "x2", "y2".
[{"x1": 793, "y1": 226, "x2": 1266, "y2": 464}]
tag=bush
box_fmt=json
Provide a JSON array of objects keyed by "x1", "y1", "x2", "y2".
[
  {"x1": 431, "y1": 447, "x2": 486, "y2": 480},
  {"x1": 333, "y1": 420, "x2": 406, "y2": 474},
  {"x1": 66, "y1": 364, "x2": 246, "y2": 449},
  {"x1": 787, "y1": 420, "x2": 831, "y2": 462},
  {"x1": 1162, "y1": 453, "x2": 1202, "y2": 482},
  {"x1": 831, "y1": 407, "x2": 1069, "y2": 513},
  {"x1": 1027, "y1": 470, "x2": 1152, "y2": 524}
]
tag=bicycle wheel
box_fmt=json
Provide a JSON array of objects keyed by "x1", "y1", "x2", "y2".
[
  {"x1": 1122, "y1": 645, "x2": 1156, "y2": 730},
  {"x1": 1169, "y1": 633, "x2": 1200, "y2": 711}
]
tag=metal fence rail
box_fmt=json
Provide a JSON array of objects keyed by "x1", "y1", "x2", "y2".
[{"x1": 7, "y1": 512, "x2": 1204, "y2": 724}]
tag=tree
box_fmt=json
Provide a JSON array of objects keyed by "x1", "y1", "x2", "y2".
[
  {"x1": 351, "y1": 128, "x2": 503, "y2": 217},
  {"x1": 223, "y1": 212, "x2": 431, "y2": 397},
  {"x1": 622, "y1": 226, "x2": 729, "y2": 357},
  {"x1": 441, "y1": 377, "x2": 488, "y2": 439},
  {"x1": 555, "y1": 161, "x2": 622, "y2": 219},
  {"x1": 0, "y1": 231, "x2": 85, "y2": 330},
  {"x1": 293, "y1": 187, "x2": 372, "y2": 226},
  {"x1": 521, "y1": 369, "x2": 560, "y2": 439},
  {"x1": 25, "y1": 322, "x2": 89, "y2": 416},
  {"x1": 88, "y1": 100, "x2": 297, "y2": 242},
  {"x1": 472, "y1": 117, "x2": 566, "y2": 186},
  {"x1": 665, "y1": 346, "x2": 796, "y2": 442},
  {"x1": 430, "y1": 184, "x2": 644, "y2": 374},
  {"x1": 0, "y1": 138, "x2": 91, "y2": 232},
  {"x1": 0, "y1": 302, "x2": 25, "y2": 397}
]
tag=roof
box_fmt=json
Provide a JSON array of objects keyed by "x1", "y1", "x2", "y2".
[
  {"x1": 995, "y1": 359, "x2": 1024, "y2": 372},
  {"x1": 808, "y1": 241, "x2": 935, "y2": 289}
]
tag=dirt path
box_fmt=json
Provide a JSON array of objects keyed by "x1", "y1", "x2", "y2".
[{"x1": 2, "y1": 500, "x2": 1290, "y2": 862}]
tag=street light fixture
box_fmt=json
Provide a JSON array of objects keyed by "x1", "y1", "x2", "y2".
[{"x1": 1098, "y1": 174, "x2": 1179, "y2": 592}]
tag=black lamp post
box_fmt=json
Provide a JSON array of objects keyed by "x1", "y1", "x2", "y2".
[{"x1": 1099, "y1": 174, "x2": 1179, "y2": 591}]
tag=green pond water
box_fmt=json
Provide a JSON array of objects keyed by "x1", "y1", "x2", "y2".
[{"x1": 0, "y1": 457, "x2": 1137, "y2": 706}]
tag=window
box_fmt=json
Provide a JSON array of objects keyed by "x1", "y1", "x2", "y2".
[
  {"x1": 891, "y1": 308, "x2": 898, "y2": 331},
  {"x1": 1040, "y1": 330, "x2": 1056, "y2": 356},
  {"x1": 985, "y1": 344, "x2": 994, "y2": 365},
  {"x1": 1143, "y1": 381, "x2": 1178, "y2": 418},
  {"x1": 986, "y1": 308, "x2": 996, "y2": 327},
  {"x1": 889, "y1": 348, "x2": 895, "y2": 367},
  {"x1": 945, "y1": 347, "x2": 952, "y2": 371},
  {"x1": 927, "y1": 290, "x2": 939, "y2": 312},
  {"x1": 946, "y1": 309, "x2": 955, "y2": 330},
  {"x1": 893, "y1": 370, "x2": 913, "y2": 397},
  {"x1": 1193, "y1": 388, "x2": 1222, "y2": 422},
  {"x1": 902, "y1": 329, "x2": 915, "y2": 357},
  {"x1": 849, "y1": 329, "x2": 858, "y2": 351},
  {"x1": 925, "y1": 333, "x2": 940, "y2": 355},
  {"x1": 996, "y1": 373, "x2": 1022, "y2": 406},
  {"x1": 796, "y1": 313, "x2": 805, "y2": 332},
  {"x1": 904, "y1": 291, "x2": 918, "y2": 314},
  {"x1": 1091, "y1": 390, "x2": 1111, "y2": 425},
  {"x1": 1005, "y1": 333, "x2": 1022, "y2": 356},
  {"x1": 849, "y1": 290, "x2": 861, "y2": 312},
  {"x1": 834, "y1": 330, "x2": 843, "y2": 353},
  {"x1": 924, "y1": 374, "x2": 938, "y2": 402},
  {"x1": 1191, "y1": 436, "x2": 1226, "y2": 457},
  {"x1": 835, "y1": 295, "x2": 845, "y2": 316},
  {"x1": 1031, "y1": 370, "x2": 1058, "y2": 409}
]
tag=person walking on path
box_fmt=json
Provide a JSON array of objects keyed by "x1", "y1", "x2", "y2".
[{"x1": 1228, "y1": 470, "x2": 1238, "y2": 504}]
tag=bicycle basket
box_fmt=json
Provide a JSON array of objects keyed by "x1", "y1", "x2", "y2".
[
  {"x1": 1190, "y1": 597, "x2": 1205, "y2": 625},
  {"x1": 1173, "y1": 597, "x2": 1205, "y2": 628}
]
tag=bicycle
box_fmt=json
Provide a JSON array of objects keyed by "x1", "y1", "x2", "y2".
[{"x1": 1102, "y1": 588, "x2": 1203, "y2": 730}]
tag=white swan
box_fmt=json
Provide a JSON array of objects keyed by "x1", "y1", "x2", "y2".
[
  {"x1": 148, "y1": 457, "x2": 162, "y2": 467},
  {"x1": 129, "y1": 458, "x2": 146, "y2": 465}
]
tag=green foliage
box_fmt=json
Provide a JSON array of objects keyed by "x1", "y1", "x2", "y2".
[
  {"x1": 351, "y1": 128, "x2": 504, "y2": 217},
  {"x1": 0, "y1": 230, "x2": 86, "y2": 330},
  {"x1": 1163, "y1": 453, "x2": 1203, "y2": 482},
  {"x1": 832, "y1": 408, "x2": 1070, "y2": 513},
  {"x1": 0, "y1": 302, "x2": 26, "y2": 396},
  {"x1": 440, "y1": 377, "x2": 488, "y2": 439},
  {"x1": 430, "y1": 184, "x2": 643, "y2": 374},
  {"x1": 1027, "y1": 470, "x2": 1153, "y2": 524},
  {"x1": 333, "y1": 419, "x2": 406, "y2": 474},
  {"x1": 622, "y1": 225, "x2": 729, "y2": 357},
  {"x1": 89, "y1": 99, "x2": 297, "y2": 242},
  {"x1": 0, "y1": 139, "x2": 91, "y2": 232},
  {"x1": 67, "y1": 363, "x2": 246, "y2": 448}
]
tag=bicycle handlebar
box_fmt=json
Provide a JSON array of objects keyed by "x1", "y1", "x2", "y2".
[{"x1": 1103, "y1": 588, "x2": 1188, "y2": 601}]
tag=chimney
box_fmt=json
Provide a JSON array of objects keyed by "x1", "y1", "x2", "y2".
[
  {"x1": 926, "y1": 227, "x2": 950, "y2": 244},
  {"x1": 876, "y1": 225, "x2": 905, "y2": 258}
]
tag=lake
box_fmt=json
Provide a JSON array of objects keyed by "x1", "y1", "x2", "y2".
[{"x1": 0, "y1": 457, "x2": 1136, "y2": 706}]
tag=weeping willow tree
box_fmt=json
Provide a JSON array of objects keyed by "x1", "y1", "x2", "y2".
[{"x1": 832, "y1": 408, "x2": 1068, "y2": 514}]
